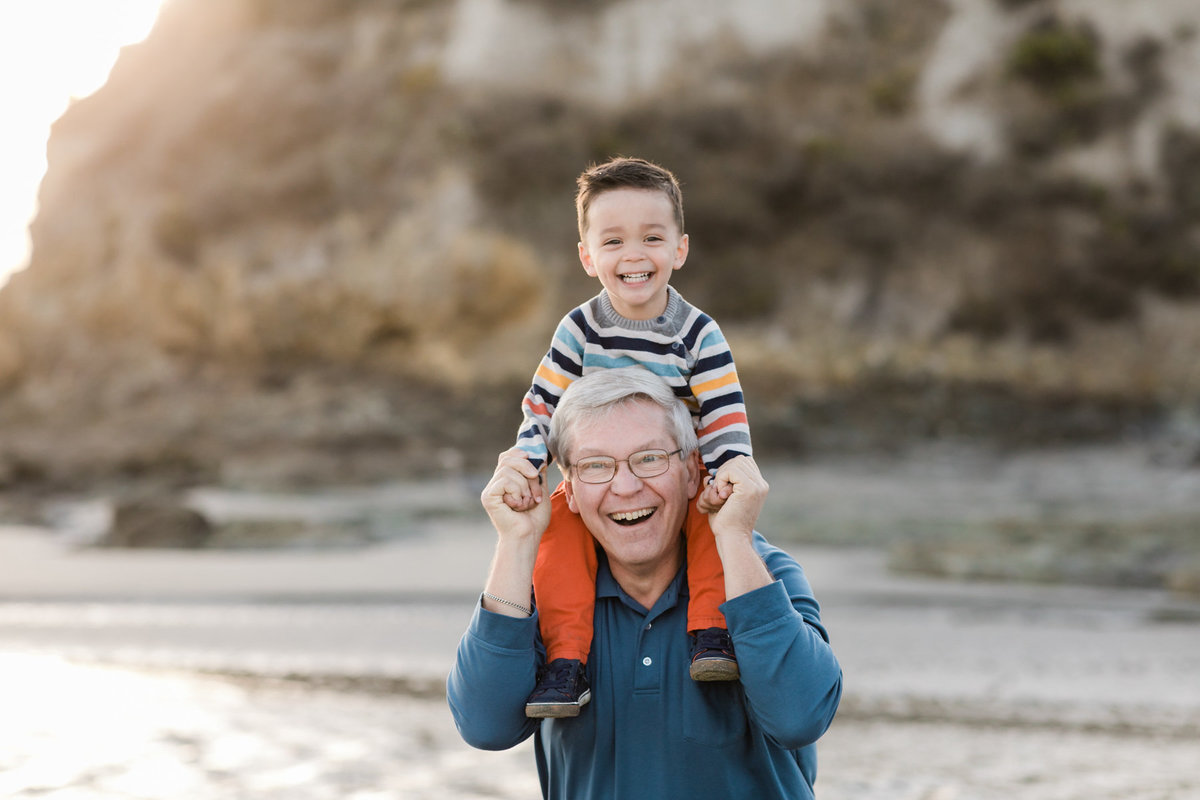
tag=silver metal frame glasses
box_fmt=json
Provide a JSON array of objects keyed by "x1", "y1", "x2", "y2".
[{"x1": 566, "y1": 448, "x2": 684, "y2": 484}]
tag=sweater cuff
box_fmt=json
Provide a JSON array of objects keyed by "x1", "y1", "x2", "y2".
[{"x1": 719, "y1": 579, "x2": 794, "y2": 635}]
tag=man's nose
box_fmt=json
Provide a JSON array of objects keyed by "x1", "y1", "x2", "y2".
[{"x1": 609, "y1": 461, "x2": 644, "y2": 493}]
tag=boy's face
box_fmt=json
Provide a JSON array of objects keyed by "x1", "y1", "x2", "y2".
[{"x1": 578, "y1": 188, "x2": 688, "y2": 320}]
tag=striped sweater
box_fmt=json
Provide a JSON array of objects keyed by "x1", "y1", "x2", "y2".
[{"x1": 517, "y1": 287, "x2": 752, "y2": 473}]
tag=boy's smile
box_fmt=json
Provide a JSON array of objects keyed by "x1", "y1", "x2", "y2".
[{"x1": 578, "y1": 188, "x2": 689, "y2": 321}]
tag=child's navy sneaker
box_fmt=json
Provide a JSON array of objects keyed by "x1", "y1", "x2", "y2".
[
  {"x1": 525, "y1": 658, "x2": 591, "y2": 718},
  {"x1": 689, "y1": 627, "x2": 739, "y2": 681}
]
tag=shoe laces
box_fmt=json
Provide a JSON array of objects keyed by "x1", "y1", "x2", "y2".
[
  {"x1": 692, "y1": 628, "x2": 734, "y2": 656},
  {"x1": 538, "y1": 658, "x2": 583, "y2": 688}
]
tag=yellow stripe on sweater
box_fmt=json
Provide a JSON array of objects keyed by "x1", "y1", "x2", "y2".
[
  {"x1": 692, "y1": 371, "x2": 739, "y2": 397},
  {"x1": 535, "y1": 363, "x2": 574, "y2": 391}
]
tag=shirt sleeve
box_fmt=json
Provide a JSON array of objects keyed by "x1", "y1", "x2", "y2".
[
  {"x1": 446, "y1": 599, "x2": 542, "y2": 751},
  {"x1": 719, "y1": 535, "x2": 843, "y2": 750},
  {"x1": 688, "y1": 318, "x2": 752, "y2": 473},
  {"x1": 515, "y1": 314, "x2": 586, "y2": 470}
]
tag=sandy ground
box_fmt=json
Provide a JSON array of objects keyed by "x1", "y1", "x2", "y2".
[{"x1": 2, "y1": 447, "x2": 1199, "y2": 799}]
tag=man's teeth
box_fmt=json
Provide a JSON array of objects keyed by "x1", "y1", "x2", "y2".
[
  {"x1": 610, "y1": 508, "x2": 654, "y2": 523},
  {"x1": 620, "y1": 273, "x2": 651, "y2": 283}
]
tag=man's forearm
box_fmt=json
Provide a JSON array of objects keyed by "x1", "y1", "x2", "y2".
[
  {"x1": 714, "y1": 530, "x2": 773, "y2": 600},
  {"x1": 482, "y1": 534, "x2": 541, "y2": 617}
]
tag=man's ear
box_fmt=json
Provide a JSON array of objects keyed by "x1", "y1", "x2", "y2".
[
  {"x1": 563, "y1": 474, "x2": 580, "y2": 513},
  {"x1": 684, "y1": 449, "x2": 701, "y2": 499},
  {"x1": 578, "y1": 242, "x2": 598, "y2": 277}
]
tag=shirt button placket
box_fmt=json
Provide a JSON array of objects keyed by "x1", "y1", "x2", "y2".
[{"x1": 634, "y1": 617, "x2": 661, "y2": 691}]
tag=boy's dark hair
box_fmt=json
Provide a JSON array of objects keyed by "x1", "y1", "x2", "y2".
[{"x1": 575, "y1": 157, "x2": 684, "y2": 241}]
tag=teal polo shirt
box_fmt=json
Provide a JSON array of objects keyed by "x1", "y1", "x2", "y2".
[{"x1": 448, "y1": 533, "x2": 842, "y2": 800}]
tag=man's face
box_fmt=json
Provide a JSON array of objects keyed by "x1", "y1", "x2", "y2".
[{"x1": 562, "y1": 399, "x2": 701, "y2": 573}]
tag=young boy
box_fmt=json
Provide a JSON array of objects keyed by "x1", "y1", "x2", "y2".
[{"x1": 506, "y1": 157, "x2": 753, "y2": 718}]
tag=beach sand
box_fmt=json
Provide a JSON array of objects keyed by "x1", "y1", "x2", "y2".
[{"x1": 2, "y1": 446, "x2": 1199, "y2": 798}]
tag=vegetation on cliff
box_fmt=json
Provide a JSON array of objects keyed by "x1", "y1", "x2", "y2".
[{"x1": 1, "y1": 0, "x2": 1198, "y2": 490}]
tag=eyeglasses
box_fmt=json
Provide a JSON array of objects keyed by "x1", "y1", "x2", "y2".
[{"x1": 567, "y1": 449, "x2": 684, "y2": 484}]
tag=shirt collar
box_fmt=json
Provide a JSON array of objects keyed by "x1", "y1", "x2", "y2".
[{"x1": 595, "y1": 547, "x2": 689, "y2": 618}]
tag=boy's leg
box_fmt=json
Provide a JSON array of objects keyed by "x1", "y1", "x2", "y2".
[
  {"x1": 532, "y1": 481, "x2": 599, "y2": 664},
  {"x1": 684, "y1": 488, "x2": 728, "y2": 633},
  {"x1": 684, "y1": 486, "x2": 739, "y2": 681}
]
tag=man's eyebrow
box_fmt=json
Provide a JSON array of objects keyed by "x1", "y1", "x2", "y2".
[{"x1": 574, "y1": 441, "x2": 671, "y2": 458}]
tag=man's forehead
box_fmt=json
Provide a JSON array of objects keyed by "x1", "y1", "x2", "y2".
[{"x1": 571, "y1": 400, "x2": 675, "y2": 455}]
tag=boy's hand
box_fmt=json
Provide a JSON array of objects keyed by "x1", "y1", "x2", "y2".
[
  {"x1": 707, "y1": 456, "x2": 768, "y2": 541},
  {"x1": 482, "y1": 448, "x2": 551, "y2": 542},
  {"x1": 696, "y1": 460, "x2": 739, "y2": 514},
  {"x1": 503, "y1": 474, "x2": 544, "y2": 512},
  {"x1": 501, "y1": 451, "x2": 545, "y2": 511}
]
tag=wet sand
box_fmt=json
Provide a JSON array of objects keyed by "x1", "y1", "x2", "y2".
[{"x1": 2, "y1": 652, "x2": 1197, "y2": 800}]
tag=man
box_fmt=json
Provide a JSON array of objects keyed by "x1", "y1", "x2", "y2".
[{"x1": 448, "y1": 367, "x2": 842, "y2": 799}]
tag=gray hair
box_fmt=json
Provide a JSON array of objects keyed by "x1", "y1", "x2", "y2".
[{"x1": 548, "y1": 367, "x2": 698, "y2": 468}]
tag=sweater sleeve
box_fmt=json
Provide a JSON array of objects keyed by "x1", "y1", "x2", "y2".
[
  {"x1": 515, "y1": 313, "x2": 586, "y2": 470},
  {"x1": 720, "y1": 535, "x2": 843, "y2": 750},
  {"x1": 688, "y1": 318, "x2": 752, "y2": 472}
]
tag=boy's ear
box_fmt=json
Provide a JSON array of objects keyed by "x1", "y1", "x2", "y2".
[
  {"x1": 578, "y1": 242, "x2": 597, "y2": 276},
  {"x1": 672, "y1": 233, "x2": 689, "y2": 271}
]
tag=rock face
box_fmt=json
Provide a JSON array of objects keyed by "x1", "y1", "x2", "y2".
[
  {"x1": 1, "y1": 0, "x2": 1199, "y2": 489},
  {"x1": 101, "y1": 498, "x2": 213, "y2": 549}
]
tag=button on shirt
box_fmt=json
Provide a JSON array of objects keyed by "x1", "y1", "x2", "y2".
[{"x1": 448, "y1": 534, "x2": 843, "y2": 800}]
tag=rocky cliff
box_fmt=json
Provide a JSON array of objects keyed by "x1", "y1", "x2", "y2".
[{"x1": 2, "y1": 0, "x2": 1199, "y2": 489}]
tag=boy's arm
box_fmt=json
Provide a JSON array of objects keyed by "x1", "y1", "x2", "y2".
[
  {"x1": 689, "y1": 318, "x2": 752, "y2": 473},
  {"x1": 515, "y1": 315, "x2": 587, "y2": 470},
  {"x1": 688, "y1": 318, "x2": 752, "y2": 510}
]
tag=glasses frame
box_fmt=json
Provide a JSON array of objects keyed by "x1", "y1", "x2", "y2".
[{"x1": 566, "y1": 448, "x2": 684, "y2": 485}]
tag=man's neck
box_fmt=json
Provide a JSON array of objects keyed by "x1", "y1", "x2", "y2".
[{"x1": 608, "y1": 537, "x2": 685, "y2": 611}]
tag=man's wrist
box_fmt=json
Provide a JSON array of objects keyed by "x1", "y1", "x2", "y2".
[{"x1": 482, "y1": 592, "x2": 533, "y2": 617}]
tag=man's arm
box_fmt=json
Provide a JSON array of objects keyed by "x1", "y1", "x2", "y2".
[
  {"x1": 707, "y1": 456, "x2": 843, "y2": 749},
  {"x1": 447, "y1": 448, "x2": 551, "y2": 750}
]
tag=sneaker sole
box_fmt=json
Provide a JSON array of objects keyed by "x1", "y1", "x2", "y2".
[
  {"x1": 689, "y1": 659, "x2": 740, "y2": 682},
  {"x1": 525, "y1": 689, "x2": 592, "y2": 718}
]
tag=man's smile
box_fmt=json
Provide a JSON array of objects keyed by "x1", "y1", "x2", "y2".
[{"x1": 608, "y1": 507, "x2": 656, "y2": 525}]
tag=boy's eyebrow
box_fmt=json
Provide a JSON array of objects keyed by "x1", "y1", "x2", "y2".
[{"x1": 596, "y1": 222, "x2": 669, "y2": 237}]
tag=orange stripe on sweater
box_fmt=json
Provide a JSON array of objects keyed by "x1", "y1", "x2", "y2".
[
  {"x1": 698, "y1": 411, "x2": 748, "y2": 437},
  {"x1": 523, "y1": 398, "x2": 551, "y2": 417}
]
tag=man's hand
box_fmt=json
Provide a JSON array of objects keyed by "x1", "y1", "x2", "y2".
[
  {"x1": 707, "y1": 455, "x2": 773, "y2": 599},
  {"x1": 707, "y1": 455, "x2": 769, "y2": 542},
  {"x1": 482, "y1": 447, "x2": 552, "y2": 543}
]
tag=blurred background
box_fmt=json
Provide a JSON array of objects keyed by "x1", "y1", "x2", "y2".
[{"x1": 1, "y1": 1, "x2": 1199, "y2": 798}]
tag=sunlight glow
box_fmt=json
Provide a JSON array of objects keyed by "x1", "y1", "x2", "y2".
[{"x1": 0, "y1": 0, "x2": 165, "y2": 287}]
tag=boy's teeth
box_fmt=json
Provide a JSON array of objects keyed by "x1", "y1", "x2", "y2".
[
  {"x1": 610, "y1": 508, "x2": 654, "y2": 522},
  {"x1": 621, "y1": 273, "x2": 651, "y2": 282}
]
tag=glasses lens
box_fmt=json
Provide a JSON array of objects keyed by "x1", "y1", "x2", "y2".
[
  {"x1": 629, "y1": 450, "x2": 670, "y2": 478},
  {"x1": 575, "y1": 457, "x2": 616, "y2": 484}
]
